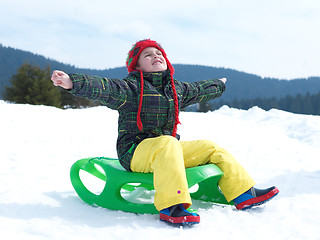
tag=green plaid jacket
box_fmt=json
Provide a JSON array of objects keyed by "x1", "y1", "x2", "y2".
[{"x1": 69, "y1": 70, "x2": 225, "y2": 171}]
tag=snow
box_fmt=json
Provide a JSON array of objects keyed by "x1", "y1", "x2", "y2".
[{"x1": 1, "y1": 100, "x2": 320, "y2": 240}]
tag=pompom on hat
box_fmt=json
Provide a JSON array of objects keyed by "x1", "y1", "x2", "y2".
[{"x1": 126, "y1": 39, "x2": 180, "y2": 137}]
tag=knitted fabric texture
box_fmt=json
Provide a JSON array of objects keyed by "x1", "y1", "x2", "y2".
[{"x1": 126, "y1": 39, "x2": 180, "y2": 137}]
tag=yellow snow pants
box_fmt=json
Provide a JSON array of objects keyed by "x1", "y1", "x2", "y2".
[{"x1": 130, "y1": 135, "x2": 255, "y2": 211}]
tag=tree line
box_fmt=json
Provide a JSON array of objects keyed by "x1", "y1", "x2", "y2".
[
  {"x1": 2, "y1": 44, "x2": 320, "y2": 101},
  {"x1": 199, "y1": 91, "x2": 320, "y2": 115},
  {"x1": 3, "y1": 63, "x2": 320, "y2": 116}
]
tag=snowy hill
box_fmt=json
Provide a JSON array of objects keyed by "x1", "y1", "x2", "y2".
[{"x1": 1, "y1": 100, "x2": 320, "y2": 240}]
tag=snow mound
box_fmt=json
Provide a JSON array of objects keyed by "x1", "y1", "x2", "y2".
[{"x1": 1, "y1": 101, "x2": 319, "y2": 239}]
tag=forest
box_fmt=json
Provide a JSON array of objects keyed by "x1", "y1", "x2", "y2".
[
  {"x1": 1, "y1": 44, "x2": 320, "y2": 115},
  {"x1": 207, "y1": 91, "x2": 320, "y2": 115}
]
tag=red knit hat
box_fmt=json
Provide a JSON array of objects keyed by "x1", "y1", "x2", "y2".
[
  {"x1": 126, "y1": 39, "x2": 175, "y2": 74},
  {"x1": 126, "y1": 39, "x2": 180, "y2": 137}
]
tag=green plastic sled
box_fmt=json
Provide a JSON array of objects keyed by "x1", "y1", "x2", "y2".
[{"x1": 70, "y1": 157, "x2": 231, "y2": 214}]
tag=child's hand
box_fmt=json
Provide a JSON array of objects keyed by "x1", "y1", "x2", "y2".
[
  {"x1": 219, "y1": 78, "x2": 227, "y2": 83},
  {"x1": 51, "y1": 70, "x2": 73, "y2": 89}
]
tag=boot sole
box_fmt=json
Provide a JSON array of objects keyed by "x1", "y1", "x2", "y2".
[
  {"x1": 159, "y1": 213, "x2": 200, "y2": 225},
  {"x1": 236, "y1": 187, "x2": 279, "y2": 210}
]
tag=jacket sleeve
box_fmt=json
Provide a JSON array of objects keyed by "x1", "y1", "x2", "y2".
[
  {"x1": 68, "y1": 73, "x2": 137, "y2": 110},
  {"x1": 177, "y1": 79, "x2": 226, "y2": 109}
]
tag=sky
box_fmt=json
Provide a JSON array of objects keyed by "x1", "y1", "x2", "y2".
[{"x1": 0, "y1": 0, "x2": 319, "y2": 79}]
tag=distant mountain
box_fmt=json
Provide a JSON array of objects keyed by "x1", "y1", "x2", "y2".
[{"x1": 1, "y1": 43, "x2": 320, "y2": 101}]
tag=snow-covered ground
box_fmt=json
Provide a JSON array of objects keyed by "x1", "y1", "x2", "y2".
[{"x1": 1, "y1": 100, "x2": 320, "y2": 240}]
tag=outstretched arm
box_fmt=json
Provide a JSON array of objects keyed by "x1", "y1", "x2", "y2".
[
  {"x1": 51, "y1": 70, "x2": 73, "y2": 90},
  {"x1": 54, "y1": 72, "x2": 138, "y2": 111},
  {"x1": 177, "y1": 77, "x2": 227, "y2": 109}
]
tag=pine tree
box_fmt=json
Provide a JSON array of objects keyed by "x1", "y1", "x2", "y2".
[
  {"x1": 311, "y1": 92, "x2": 320, "y2": 115},
  {"x1": 302, "y1": 92, "x2": 313, "y2": 114},
  {"x1": 289, "y1": 94, "x2": 302, "y2": 114},
  {"x1": 4, "y1": 63, "x2": 62, "y2": 108}
]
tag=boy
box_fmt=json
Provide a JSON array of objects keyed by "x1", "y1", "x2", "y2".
[{"x1": 51, "y1": 39, "x2": 279, "y2": 226}]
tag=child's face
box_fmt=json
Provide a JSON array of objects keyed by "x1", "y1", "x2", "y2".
[{"x1": 136, "y1": 47, "x2": 167, "y2": 72}]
